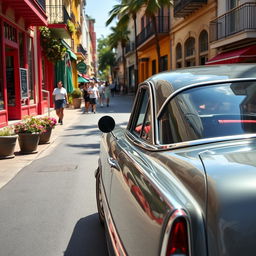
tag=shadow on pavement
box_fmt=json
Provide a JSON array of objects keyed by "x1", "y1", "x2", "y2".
[{"x1": 64, "y1": 213, "x2": 108, "y2": 256}]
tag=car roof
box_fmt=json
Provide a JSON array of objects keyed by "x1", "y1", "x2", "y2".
[{"x1": 147, "y1": 64, "x2": 256, "y2": 91}]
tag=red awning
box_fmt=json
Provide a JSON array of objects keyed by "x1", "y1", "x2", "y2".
[
  {"x1": 2, "y1": 0, "x2": 47, "y2": 26},
  {"x1": 206, "y1": 45, "x2": 256, "y2": 65}
]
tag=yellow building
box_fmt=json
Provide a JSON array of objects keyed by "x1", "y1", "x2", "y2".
[{"x1": 170, "y1": 0, "x2": 217, "y2": 69}]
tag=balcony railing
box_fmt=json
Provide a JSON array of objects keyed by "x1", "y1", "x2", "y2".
[
  {"x1": 125, "y1": 42, "x2": 135, "y2": 54},
  {"x1": 174, "y1": 0, "x2": 207, "y2": 18},
  {"x1": 77, "y1": 44, "x2": 87, "y2": 56},
  {"x1": 210, "y1": 3, "x2": 256, "y2": 43},
  {"x1": 46, "y1": 5, "x2": 71, "y2": 24},
  {"x1": 136, "y1": 16, "x2": 169, "y2": 47},
  {"x1": 36, "y1": 0, "x2": 45, "y2": 10}
]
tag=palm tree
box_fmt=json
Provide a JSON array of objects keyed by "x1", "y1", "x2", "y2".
[
  {"x1": 143, "y1": 0, "x2": 172, "y2": 72},
  {"x1": 106, "y1": 0, "x2": 143, "y2": 92},
  {"x1": 108, "y1": 23, "x2": 130, "y2": 93}
]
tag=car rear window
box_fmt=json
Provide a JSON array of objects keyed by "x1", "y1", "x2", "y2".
[{"x1": 159, "y1": 81, "x2": 256, "y2": 144}]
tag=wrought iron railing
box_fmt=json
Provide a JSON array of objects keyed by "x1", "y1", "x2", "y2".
[
  {"x1": 210, "y1": 3, "x2": 256, "y2": 43},
  {"x1": 125, "y1": 42, "x2": 135, "y2": 54},
  {"x1": 77, "y1": 44, "x2": 87, "y2": 56},
  {"x1": 174, "y1": 0, "x2": 207, "y2": 17},
  {"x1": 36, "y1": 0, "x2": 45, "y2": 10},
  {"x1": 46, "y1": 5, "x2": 71, "y2": 24},
  {"x1": 136, "y1": 16, "x2": 169, "y2": 47}
]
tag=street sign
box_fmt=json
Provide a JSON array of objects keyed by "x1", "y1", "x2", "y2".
[{"x1": 77, "y1": 61, "x2": 87, "y2": 74}]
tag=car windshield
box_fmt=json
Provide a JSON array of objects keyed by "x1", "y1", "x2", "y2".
[{"x1": 159, "y1": 81, "x2": 256, "y2": 144}]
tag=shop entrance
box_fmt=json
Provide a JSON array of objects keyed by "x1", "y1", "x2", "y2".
[{"x1": 6, "y1": 47, "x2": 20, "y2": 120}]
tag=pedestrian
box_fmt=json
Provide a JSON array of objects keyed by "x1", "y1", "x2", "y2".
[
  {"x1": 52, "y1": 81, "x2": 67, "y2": 125},
  {"x1": 82, "y1": 83, "x2": 90, "y2": 113},
  {"x1": 88, "y1": 81, "x2": 100, "y2": 113},
  {"x1": 104, "y1": 81, "x2": 111, "y2": 107},
  {"x1": 110, "y1": 82, "x2": 115, "y2": 97},
  {"x1": 98, "y1": 82, "x2": 105, "y2": 107}
]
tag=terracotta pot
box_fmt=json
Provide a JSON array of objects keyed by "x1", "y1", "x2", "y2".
[
  {"x1": 39, "y1": 127, "x2": 52, "y2": 144},
  {"x1": 18, "y1": 133, "x2": 40, "y2": 154},
  {"x1": 73, "y1": 98, "x2": 82, "y2": 109},
  {"x1": 0, "y1": 135, "x2": 18, "y2": 159}
]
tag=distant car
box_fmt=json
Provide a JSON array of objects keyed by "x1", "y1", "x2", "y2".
[{"x1": 96, "y1": 64, "x2": 256, "y2": 256}]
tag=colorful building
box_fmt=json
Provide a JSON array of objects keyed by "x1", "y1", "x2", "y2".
[{"x1": 0, "y1": 0, "x2": 48, "y2": 128}]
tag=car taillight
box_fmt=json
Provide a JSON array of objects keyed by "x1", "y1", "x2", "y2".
[{"x1": 166, "y1": 218, "x2": 189, "y2": 256}]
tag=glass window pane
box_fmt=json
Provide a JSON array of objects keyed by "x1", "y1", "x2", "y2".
[{"x1": 159, "y1": 81, "x2": 256, "y2": 144}]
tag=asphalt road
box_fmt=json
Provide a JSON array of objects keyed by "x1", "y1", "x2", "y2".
[{"x1": 0, "y1": 94, "x2": 134, "y2": 256}]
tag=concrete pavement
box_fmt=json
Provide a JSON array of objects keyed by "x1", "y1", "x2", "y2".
[{"x1": 0, "y1": 106, "x2": 83, "y2": 189}]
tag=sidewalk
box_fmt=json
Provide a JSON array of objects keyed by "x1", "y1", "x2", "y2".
[{"x1": 0, "y1": 107, "x2": 82, "y2": 189}]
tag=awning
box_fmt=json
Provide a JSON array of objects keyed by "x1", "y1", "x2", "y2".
[
  {"x1": 206, "y1": 45, "x2": 256, "y2": 65},
  {"x1": 78, "y1": 76, "x2": 89, "y2": 83},
  {"x1": 67, "y1": 49, "x2": 77, "y2": 61}
]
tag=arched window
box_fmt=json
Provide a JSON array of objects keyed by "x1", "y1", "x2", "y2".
[
  {"x1": 185, "y1": 37, "x2": 195, "y2": 67},
  {"x1": 176, "y1": 43, "x2": 182, "y2": 69},
  {"x1": 199, "y1": 30, "x2": 208, "y2": 65}
]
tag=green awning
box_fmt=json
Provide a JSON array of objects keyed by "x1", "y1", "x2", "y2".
[
  {"x1": 78, "y1": 76, "x2": 89, "y2": 83},
  {"x1": 67, "y1": 49, "x2": 77, "y2": 60}
]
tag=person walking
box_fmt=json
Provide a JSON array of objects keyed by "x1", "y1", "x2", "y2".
[
  {"x1": 82, "y1": 83, "x2": 90, "y2": 113},
  {"x1": 104, "y1": 81, "x2": 111, "y2": 107},
  {"x1": 98, "y1": 82, "x2": 105, "y2": 107},
  {"x1": 52, "y1": 81, "x2": 67, "y2": 125},
  {"x1": 88, "y1": 81, "x2": 100, "y2": 113}
]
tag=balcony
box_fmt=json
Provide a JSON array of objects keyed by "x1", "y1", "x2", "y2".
[
  {"x1": 174, "y1": 0, "x2": 207, "y2": 18},
  {"x1": 76, "y1": 44, "x2": 87, "y2": 60},
  {"x1": 210, "y1": 3, "x2": 256, "y2": 48},
  {"x1": 136, "y1": 16, "x2": 170, "y2": 50},
  {"x1": 46, "y1": 5, "x2": 71, "y2": 38},
  {"x1": 125, "y1": 42, "x2": 135, "y2": 55},
  {"x1": 1, "y1": 0, "x2": 47, "y2": 26}
]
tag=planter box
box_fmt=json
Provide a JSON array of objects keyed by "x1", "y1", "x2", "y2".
[{"x1": 0, "y1": 135, "x2": 18, "y2": 159}]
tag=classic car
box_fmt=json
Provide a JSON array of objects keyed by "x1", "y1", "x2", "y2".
[{"x1": 95, "y1": 64, "x2": 256, "y2": 256}]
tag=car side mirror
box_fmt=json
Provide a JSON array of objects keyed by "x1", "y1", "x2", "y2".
[{"x1": 98, "y1": 116, "x2": 115, "y2": 133}]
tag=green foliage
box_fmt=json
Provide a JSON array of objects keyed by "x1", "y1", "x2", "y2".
[
  {"x1": 71, "y1": 88, "x2": 82, "y2": 98},
  {"x1": 0, "y1": 126, "x2": 15, "y2": 136},
  {"x1": 108, "y1": 23, "x2": 130, "y2": 49},
  {"x1": 39, "y1": 27, "x2": 67, "y2": 63},
  {"x1": 14, "y1": 116, "x2": 46, "y2": 134},
  {"x1": 67, "y1": 20, "x2": 76, "y2": 34}
]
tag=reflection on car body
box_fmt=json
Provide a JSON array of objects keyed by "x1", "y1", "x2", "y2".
[{"x1": 95, "y1": 64, "x2": 256, "y2": 256}]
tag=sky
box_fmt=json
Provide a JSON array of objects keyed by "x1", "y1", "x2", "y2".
[{"x1": 85, "y1": 0, "x2": 119, "y2": 40}]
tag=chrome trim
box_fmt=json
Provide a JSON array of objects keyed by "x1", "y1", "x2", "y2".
[
  {"x1": 100, "y1": 175, "x2": 127, "y2": 256},
  {"x1": 160, "y1": 209, "x2": 191, "y2": 256},
  {"x1": 107, "y1": 157, "x2": 120, "y2": 171},
  {"x1": 157, "y1": 78, "x2": 256, "y2": 118}
]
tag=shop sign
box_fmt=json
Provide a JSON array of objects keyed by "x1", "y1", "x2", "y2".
[
  {"x1": 77, "y1": 61, "x2": 87, "y2": 74},
  {"x1": 20, "y1": 68, "x2": 28, "y2": 99}
]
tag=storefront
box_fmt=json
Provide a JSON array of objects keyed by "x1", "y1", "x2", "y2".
[{"x1": 0, "y1": 1, "x2": 47, "y2": 128}]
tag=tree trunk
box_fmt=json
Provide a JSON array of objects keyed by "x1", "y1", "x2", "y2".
[
  {"x1": 152, "y1": 15, "x2": 161, "y2": 73},
  {"x1": 133, "y1": 14, "x2": 139, "y2": 93},
  {"x1": 122, "y1": 45, "x2": 127, "y2": 94}
]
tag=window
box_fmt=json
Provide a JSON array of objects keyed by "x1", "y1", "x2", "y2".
[
  {"x1": 19, "y1": 32, "x2": 25, "y2": 68},
  {"x1": 27, "y1": 37, "x2": 35, "y2": 104},
  {"x1": 199, "y1": 30, "x2": 208, "y2": 65},
  {"x1": 131, "y1": 88, "x2": 152, "y2": 143},
  {"x1": 152, "y1": 60, "x2": 156, "y2": 75},
  {"x1": 176, "y1": 43, "x2": 182, "y2": 69},
  {"x1": 0, "y1": 28, "x2": 3, "y2": 110},
  {"x1": 159, "y1": 81, "x2": 256, "y2": 144},
  {"x1": 160, "y1": 55, "x2": 168, "y2": 72},
  {"x1": 185, "y1": 37, "x2": 195, "y2": 67}
]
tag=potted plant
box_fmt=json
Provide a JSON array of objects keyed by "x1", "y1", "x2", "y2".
[
  {"x1": 38, "y1": 116, "x2": 57, "y2": 144},
  {"x1": 0, "y1": 126, "x2": 18, "y2": 159},
  {"x1": 71, "y1": 88, "x2": 82, "y2": 109},
  {"x1": 14, "y1": 116, "x2": 46, "y2": 154}
]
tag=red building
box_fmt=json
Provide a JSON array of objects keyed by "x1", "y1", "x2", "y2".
[{"x1": 0, "y1": 0, "x2": 48, "y2": 128}]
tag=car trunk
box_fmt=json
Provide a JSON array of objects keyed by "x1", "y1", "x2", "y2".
[{"x1": 200, "y1": 140, "x2": 256, "y2": 256}]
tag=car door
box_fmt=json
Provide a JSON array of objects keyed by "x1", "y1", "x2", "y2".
[{"x1": 109, "y1": 85, "x2": 168, "y2": 256}]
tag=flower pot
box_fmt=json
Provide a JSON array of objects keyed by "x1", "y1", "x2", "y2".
[
  {"x1": 0, "y1": 135, "x2": 18, "y2": 159},
  {"x1": 73, "y1": 98, "x2": 82, "y2": 109},
  {"x1": 18, "y1": 133, "x2": 40, "y2": 154},
  {"x1": 39, "y1": 127, "x2": 52, "y2": 144}
]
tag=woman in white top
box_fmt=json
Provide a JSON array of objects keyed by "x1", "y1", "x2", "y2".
[{"x1": 52, "y1": 81, "x2": 67, "y2": 125}]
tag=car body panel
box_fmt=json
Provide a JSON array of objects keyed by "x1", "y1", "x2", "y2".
[{"x1": 97, "y1": 64, "x2": 256, "y2": 256}]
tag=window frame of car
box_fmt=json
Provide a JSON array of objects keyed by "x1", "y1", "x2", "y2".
[
  {"x1": 126, "y1": 82, "x2": 158, "y2": 150},
  {"x1": 155, "y1": 77, "x2": 256, "y2": 149}
]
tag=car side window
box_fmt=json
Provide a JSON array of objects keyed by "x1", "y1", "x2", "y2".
[{"x1": 132, "y1": 88, "x2": 152, "y2": 143}]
